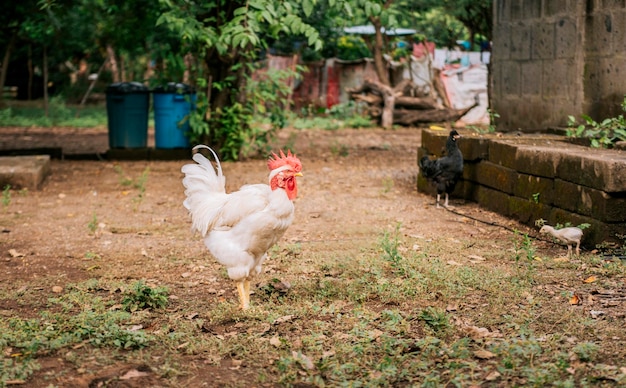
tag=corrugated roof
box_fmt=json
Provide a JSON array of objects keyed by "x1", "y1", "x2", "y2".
[{"x1": 344, "y1": 25, "x2": 417, "y2": 36}]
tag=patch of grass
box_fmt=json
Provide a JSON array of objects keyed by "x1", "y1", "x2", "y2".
[
  {"x1": 0, "y1": 98, "x2": 109, "y2": 127},
  {"x1": 3, "y1": 224, "x2": 626, "y2": 386},
  {"x1": 0, "y1": 281, "x2": 155, "y2": 384}
]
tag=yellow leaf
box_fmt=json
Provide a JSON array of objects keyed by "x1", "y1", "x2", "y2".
[
  {"x1": 569, "y1": 294, "x2": 581, "y2": 305},
  {"x1": 583, "y1": 275, "x2": 597, "y2": 283}
]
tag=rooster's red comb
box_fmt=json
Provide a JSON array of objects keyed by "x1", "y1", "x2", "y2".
[{"x1": 268, "y1": 150, "x2": 302, "y2": 172}]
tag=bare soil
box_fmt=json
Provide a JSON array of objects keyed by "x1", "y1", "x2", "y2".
[{"x1": 1, "y1": 126, "x2": 625, "y2": 386}]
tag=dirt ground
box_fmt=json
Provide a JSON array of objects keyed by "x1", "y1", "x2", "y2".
[{"x1": 1, "y1": 125, "x2": 624, "y2": 386}]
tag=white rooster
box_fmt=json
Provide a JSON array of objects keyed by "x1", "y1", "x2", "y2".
[{"x1": 181, "y1": 145, "x2": 303, "y2": 309}]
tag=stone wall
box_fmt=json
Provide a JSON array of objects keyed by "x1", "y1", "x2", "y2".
[
  {"x1": 418, "y1": 129, "x2": 626, "y2": 247},
  {"x1": 491, "y1": 0, "x2": 626, "y2": 130}
]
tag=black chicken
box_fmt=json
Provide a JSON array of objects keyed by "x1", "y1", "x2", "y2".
[{"x1": 419, "y1": 130, "x2": 463, "y2": 208}]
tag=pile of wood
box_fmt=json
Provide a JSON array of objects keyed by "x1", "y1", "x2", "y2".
[{"x1": 347, "y1": 76, "x2": 478, "y2": 128}]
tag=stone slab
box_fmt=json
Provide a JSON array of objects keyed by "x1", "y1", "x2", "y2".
[
  {"x1": 0, "y1": 155, "x2": 51, "y2": 190},
  {"x1": 554, "y1": 179, "x2": 626, "y2": 223}
]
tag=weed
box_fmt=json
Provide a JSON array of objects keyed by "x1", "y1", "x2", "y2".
[
  {"x1": 381, "y1": 177, "x2": 394, "y2": 193},
  {"x1": 469, "y1": 108, "x2": 499, "y2": 134},
  {"x1": 566, "y1": 96, "x2": 626, "y2": 148},
  {"x1": 114, "y1": 165, "x2": 150, "y2": 208},
  {"x1": 572, "y1": 342, "x2": 599, "y2": 362},
  {"x1": 512, "y1": 230, "x2": 536, "y2": 283},
  {"x1": 121, "y1": 280, "x2": 169, "y2": 312},
  {"x1": 329, "y1": 141, "x2": 349, "y2": 157},
  {"x1": 2, "y1": 184, "x2": 11, "y2": 207},
  {"x1": 417, "y1": 307, "x2": 451, "y2": 337},
  {"x1": 380, "y1": 223, "x2": 404, "y2": 275},
  {"x1": 87, "y1": 212, "x2": 98, "y2": 234},
  {"x1": 531, "y1": 192, "x2": 540, "y2": 203}
]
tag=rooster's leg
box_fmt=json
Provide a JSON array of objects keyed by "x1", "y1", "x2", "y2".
[
  {"x1": 436, "y1": 194, "x2": 441, "y2": 208},
  {"x1": 244, "y1": 278, "x2": 251, "y2": 305},
  {"x1": 443, "y1": 193, "x2": 450, "y2": 208},
  {"x1": 236, "y1": 280, "x2": 250, "y2": 310}
]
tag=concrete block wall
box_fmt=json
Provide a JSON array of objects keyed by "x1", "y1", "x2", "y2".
[
  {"x1": 418, "y1": 129, "x2": 626, "y2": 247},
  {"x1": 492, "y1": 0, "x2": 626, "y2": 130}
]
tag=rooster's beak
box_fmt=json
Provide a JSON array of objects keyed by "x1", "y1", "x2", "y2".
[{"x1": 295, "y1": 172, "x2": 303, "y2": 177}]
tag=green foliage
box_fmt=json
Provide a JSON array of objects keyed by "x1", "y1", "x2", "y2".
[
  {"x1": 121, "y1": 280, "x2": 169, "y2": 312},
  {"x1": 336, "y1": 35, "x2": 371, "y2": 60},
  {"x1": 566, "y1": 96, "x2": 626, "y2": 148}
]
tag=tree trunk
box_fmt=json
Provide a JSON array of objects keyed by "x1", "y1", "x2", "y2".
[
  {"x1": 43, "y1": 46, "x2": 49, "y2": 118},
  {"x1": 107, "y1": 44, "x2": 120, "y2": 83},
  {"x1": 0, "y1": 33, "x2": 16, "y2": 106},
  {"x1": 369, "y1": 17, "x2": 389, "y2": 86}
]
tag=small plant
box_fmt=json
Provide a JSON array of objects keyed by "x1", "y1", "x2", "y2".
[
  {"x1": 87, "y1": 212, "x2": 98, "y2": 234},
  {"x1": 2, "y1": 184, "x2": 10, "y2": 207},
  {"x1": 566, "y1": 96, "x2": 626, "y2": 148},
  {"x1": 330, "y1": 142, "x2": 349, "y2": 157},
  {"x1": 417, "y1": 307, "x2": 451, "y2": 336},
  {"x1": 380, "y1": 224, "x2": 404, "y2": 275},
  {"x1": 381, "y1": 177, "x2": 394, "y2": 193},
  {"x1": 469, "y1": 108, "x2": 499, "y2": 134},
  {"x1": 531, "y1": 192, "x2": 540, "y2": 203},
  {"x1": 121, "y1": 280, "x2": 169, "y2": 312},
  {"x1": 114, "y1": 165, "x2": 150, "y2": 208},
  {"x1": 572, "y1": 342, "x2": 599, "y2": 362},
  {"x1": 512, "y1": 230, "x2": 536, "y2": 283}
]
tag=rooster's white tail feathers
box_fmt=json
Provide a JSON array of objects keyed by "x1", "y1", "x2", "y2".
[{"x1": 181, "y1": 146, "x2": 228, "y2": 236}]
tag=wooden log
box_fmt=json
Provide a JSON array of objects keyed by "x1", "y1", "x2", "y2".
[
  {"x1": 395, "y1": 96, "x2": 438, "y2": 110},
  {"x1": 347, "y1": 78, "x2": 397, "y2": 129},
  {"x1": 351, "y1": 93, "x2": 383, "y2": 106},
  {"x1": 393, "y1": 98, "x2": 478, "y2": 125}
]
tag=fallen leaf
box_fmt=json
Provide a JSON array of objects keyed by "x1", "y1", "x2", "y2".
[
  {"x1": 553, "y1": 257, "x2": 569, "y2": 262},
  {"x1": 447, "y1": 260, "x2": 463, "y2": 266},
  {"x1": 52, "y1": 286, "x2": 63, "y2": 293},
  {"x1": 569, "y1": 294, "x2": 581, "y2": 305},
  {"x1": 8, "y1": 249, "x2": 24, "y2": 258},
  {"x1": 129, "y1": 325, "x2": 143, "y2": 331},
  {"x1": 590, "y1": 310, "x2": 605, "y2": 319},
  {"x1": 269, "y1": 336, "x2": 281, "y2": 347},
  {"x1": 120, "y1": 369, "x2": 149, "y2": 380},
  {"x1": 583, "y1": 275, "x2": 597, "y2": 283},
  {"x1": 473, "y1": 350, "x2": 496, "y2": 359},
  {"x1": 368, "y1": 329, "x2": 384, "y2": 340},
  {"x1": 292, "y1": 351, "x2": 315, "y2": 370},
  {"x1": 485, "y1": 371, "x2": 501, "y2": 381},
  {"x1": 322, "y1": 350, "x2": 336, "y2": 359}
]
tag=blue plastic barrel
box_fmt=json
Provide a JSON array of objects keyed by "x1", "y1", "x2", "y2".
[
  {"x1": 153, "y1": 83, "x2": 196, "y2": 149},
  {"x1": 106, "y1": 82, "x2": 149, "y2": 148}
]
